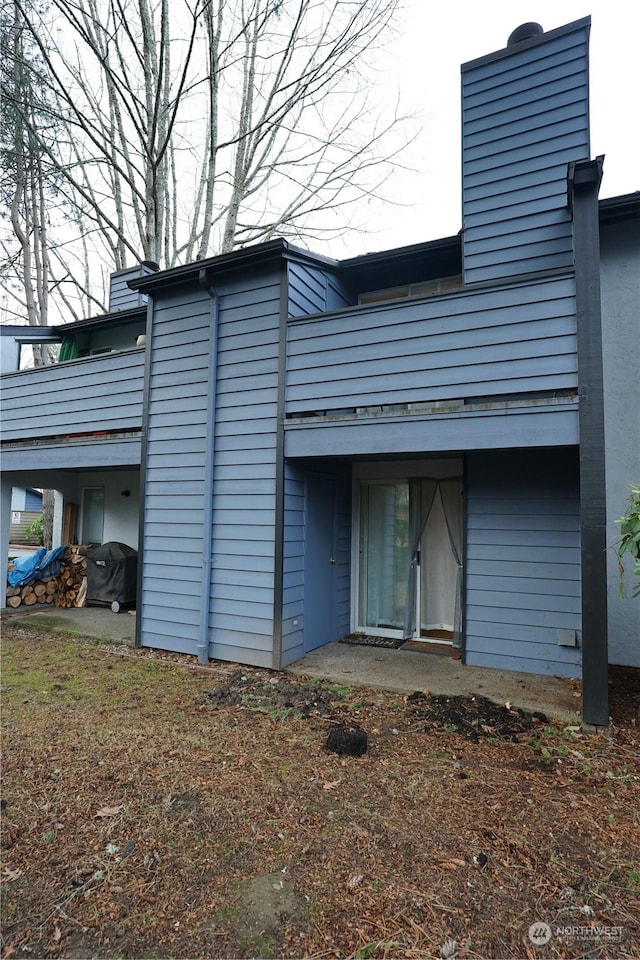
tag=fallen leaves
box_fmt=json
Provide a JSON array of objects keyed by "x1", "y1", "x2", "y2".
[
  {"x1": 1, "y1": 621, "x2": 639, "y2": 960},
  {"x1": 94, "y1": 804, "x2": 124, "y2": 818}
]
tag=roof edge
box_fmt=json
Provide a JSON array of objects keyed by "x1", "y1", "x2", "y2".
[
  {"x1": 599, "y1": 192, "x2": 640, "y2": 223},
  {"x1": 129, "y1": 237, "x2": 343, "y2": 294},
  {"x1": 461, "y1": 16, "x2": 591, "y2": 74}
]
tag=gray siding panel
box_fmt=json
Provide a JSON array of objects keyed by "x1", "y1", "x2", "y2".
[
  {"x1": 282, "y1": 462, "x2": 305, "y2": 660},
  {"x1": 139, "y1": 286, "x2": 212, "y2": 657},
  {"x1": 461, "y1": 20, "x2": 590, "y2": 283},
  {"x1": 1, "y1": 437, "x2": 141, "y2": 472},
  {"x1": 286, "y1": 275, "x2": 577, "y2": 415},
  {"x1": 140, "y1": 269, "x2": 281, "y2": 662},
  {"x1": 601, "y1": 217, "x2": 640, "y2": 667},
  {"x1": 285, "y1": 401, "x2": 579, "y2": 459},
  {"x1": 208, "y1": 268, "x2": 282, "y2": 660},
  {"x1": 465, "y1": 448, "x2": 581, "y2": 677},
  {"x1": 287, "y1": 260, "x2": 352, "y2": 317},
  {"x1": 1, "y1": 350, "x2": 144, "y2": 443}
]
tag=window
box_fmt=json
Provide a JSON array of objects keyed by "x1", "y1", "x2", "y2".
[
  {"x1": 358, "y1": 275, "x2": 463, "y2": 306},
  {"x1": 81, "y1": 488, "x2": 104, "y2": 546}
]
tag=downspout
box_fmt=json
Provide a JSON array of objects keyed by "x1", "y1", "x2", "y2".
[
  {"x1": 197, "y1": 269, "x2": 220, "y2": 664},
  {"x1": 568, "y1": 156, "x2": 609, "y2": 726},
  {"x1": 135, "y1": 293, "x2": 156, "y2": 648},
  {"x1": 272, "y1": 261, "x2": 288, "y2": 670}
]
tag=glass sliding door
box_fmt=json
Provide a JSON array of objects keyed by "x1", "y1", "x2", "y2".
[
  {"x1": 358, "y1": 482, "x2": 409, "y2": 632},
  {"x1": 81, "y1": 487, "x2": 104, "y2": 546}
]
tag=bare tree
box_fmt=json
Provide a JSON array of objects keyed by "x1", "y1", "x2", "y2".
[
  {"x1": 1, "y1": 0, "x2": 53, "y2": 359},
  {"x1": 3, "y1": 0, "x2": 412, "y2": 314}
]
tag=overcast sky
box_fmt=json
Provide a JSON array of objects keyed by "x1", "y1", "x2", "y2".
[{"x1": 349, "y1": 0, "x2": 640, "y2": 255}]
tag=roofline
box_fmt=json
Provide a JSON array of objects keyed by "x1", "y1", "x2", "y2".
[
  {"x1": 599, "y1": 192, "x2": 640, "y2": 223},
  {"x1": 119, "y1": 189, "x2": 639, "y2": 297},
  {"x1": 338, "y1": 234, "x2": 461, "y2": 272},
  {"x1": 8, "y1": 190, "x2": 633, "y2": 327},
  {"x1": 128, "y1": 237, "x2": 340, "y2": 295},
  {"x1": 52, "y1": 305, "x2": 147, "y2": 335},
  {"x1": 0, "y1": 325, "x2": 62, "y2": 342},
  {"x1": 461, "y1": 16, "x2": 591, "y2": 73}
]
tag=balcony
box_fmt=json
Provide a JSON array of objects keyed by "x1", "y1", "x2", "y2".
[{"x1": 1, "y1": 349, "x2": 145, "y2": 471}]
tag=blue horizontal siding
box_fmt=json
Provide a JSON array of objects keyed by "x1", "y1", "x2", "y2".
[
  {"x1": 462, "y1": 20, "x2": 590, "y2": 283},
  {"x1": 282, "y1": 463, "x2": 305, "y2": 660},
  {"x1": 285, "y1": 401, "x2": 579, "y2": 459},
  {"x1": 286, "y1": 275, "x2": 576, "y2": 414},
  {"x1": 1, "y1": 349, "x2": 144, "y2": 443},
  {"x1": 139, "y1": 285, "x2": 212, "y2": 657},
  {"x1": 24, "y1": 489, "x2": 42, "y2": 511},
  {"x1": 208, "y1": 268, "x2": 281, "y2": 652},
  {"x1": 140, "y1": 268, "x2": 282, "y2": 660},
  {"x1": 464, "y1": 448, "x2": 581, "y2": 677}
]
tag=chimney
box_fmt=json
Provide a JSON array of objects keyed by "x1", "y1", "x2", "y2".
[
  {"x1": 461, "y1": 17, "x2": 591, "y2": 284},
  {"x1": 108, "y1": 260, "x2": 160, "y2": 313}
]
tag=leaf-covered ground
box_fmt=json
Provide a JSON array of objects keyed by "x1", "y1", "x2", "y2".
[{"x1": 1, "y1": 618, "x2": 639, "y2": 959}]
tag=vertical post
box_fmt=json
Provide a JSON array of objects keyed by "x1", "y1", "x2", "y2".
[
  {"x1": 52, "y1": 491, "x2": 65, "y2": 548},
  {"x1": 569, "y1": 156, "x2": 609, "y2": 726},
  {"x1": 1, "y1": 478, "x2": 12, "y2": 608},
  {"x1": 197, "y1": 270, "x2": 220, "y2": 665},
  {"x1": 135, "y1": 294, "x2": 155, "y2": 649},
  {"x1": 272, "y1": 261, "x2": 288, "y2": 671}
]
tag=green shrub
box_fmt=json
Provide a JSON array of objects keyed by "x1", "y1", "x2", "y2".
[
  {"x1": 24, "y1": 514, "x2": 44, "y2": 546},
  {"x1": 617, "y1": 485, "x2": 640, "y2": 598}
]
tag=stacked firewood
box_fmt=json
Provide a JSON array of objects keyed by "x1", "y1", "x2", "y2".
[
  {"x1": 54, "y1": 550, "x2": 88, "y2": 608},
  {"x1": 6, "y1": 579, "x2": 57, "y2": 608},
  {"x1": 6, "y1": 547, "x2": 89, "y2": 610}
]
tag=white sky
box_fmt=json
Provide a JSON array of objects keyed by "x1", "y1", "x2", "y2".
[{"x1": 350, "y1": 0, "x2": 640, "y2": 255}]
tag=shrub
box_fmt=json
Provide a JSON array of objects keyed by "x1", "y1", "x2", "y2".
[
  {"x1": 617, "y1": 485, "x2": 640, "y2": 598},
  {"x1": 24, "y1": 514, "x2": 44, "y2": 546}
]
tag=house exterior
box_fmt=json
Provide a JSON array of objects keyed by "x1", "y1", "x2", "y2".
[
  {"x1": 9, "y1": 487, "x2": 43, "y2": 544},
  {"x1": 1, "y1": 17, "x2": 638, "y2": 724}
]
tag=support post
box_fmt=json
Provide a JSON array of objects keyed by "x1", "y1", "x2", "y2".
[
  {"x1": 569, "y1": 156, "x2": 609, "y2": 726},
  {"x1": 1, "y1": 478, "x2": 12, "y2": 608}
]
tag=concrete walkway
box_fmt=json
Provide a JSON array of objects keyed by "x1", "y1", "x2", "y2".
[
  {"x1": 3, "y1": 606, "x2": 137, "y2": 645},
  {"x1": 288, "y1": 641, "x2": 583, "y2": 724},
  {"x1": 3, "y1": 606, "x2": 582, "y2": 724}
]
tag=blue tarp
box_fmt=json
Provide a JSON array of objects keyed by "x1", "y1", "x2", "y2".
[{"x1": 7, "y1": 547, "x2": 68, "y2": 588}]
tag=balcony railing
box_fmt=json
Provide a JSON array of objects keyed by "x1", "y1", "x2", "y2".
[
  {"x1": 285, "y1": 273, "x2": 577, "y2": 418},
  {"x1": 1, "y1": 348, "x2": 145, "y2": 444}
]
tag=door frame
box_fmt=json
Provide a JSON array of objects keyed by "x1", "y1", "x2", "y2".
[{"x1": 351, "y1": 459, "x2": 464, "y2": 642}]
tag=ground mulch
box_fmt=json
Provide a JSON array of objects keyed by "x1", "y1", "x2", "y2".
[{"x1": 1, "y1": 617, "x2": 639, "y2": 959}]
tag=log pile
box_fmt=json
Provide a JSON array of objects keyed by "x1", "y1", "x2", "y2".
[
  {"x1": 55, "y1": 550, "x2": 88, "y2": 608},
  {"x1": 6, "y1": 579, "x2": 57, "y2": 609},
  {"x1": 6, "y1": 547, "x2": 89, "y2": 610}
]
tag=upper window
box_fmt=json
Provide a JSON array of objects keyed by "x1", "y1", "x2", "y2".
[{"x1": 359, "y1": 275, "x2": 463, "y2": 306}]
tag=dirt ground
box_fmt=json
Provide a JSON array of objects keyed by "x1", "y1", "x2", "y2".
[{"x1": 1, "y1": 618, "x2": 639, "y2": 960}]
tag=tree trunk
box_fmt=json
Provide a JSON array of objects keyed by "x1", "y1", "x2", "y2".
[{"x1": 42, "y1": 489, "x2": 54, "y2": 550}]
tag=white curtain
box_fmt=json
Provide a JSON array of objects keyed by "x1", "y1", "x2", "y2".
[
  {"x1": 421, "y1": 487, "x2": 458, "y2": 631},
  {"x1": 402, "y1": 477, "x2": 463, "y2": 644}
]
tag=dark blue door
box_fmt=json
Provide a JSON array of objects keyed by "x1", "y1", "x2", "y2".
[{"x1": 304, "y1": 474, "x2": 336, "y2": 652}]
